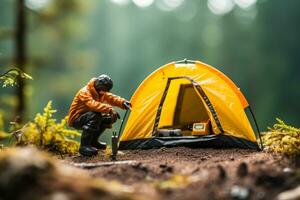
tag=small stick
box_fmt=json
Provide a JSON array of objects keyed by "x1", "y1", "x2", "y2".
[{"x1": 69, "y1": 160, "x2": 137, "y2": 169}]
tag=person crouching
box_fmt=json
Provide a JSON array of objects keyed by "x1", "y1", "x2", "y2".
[{"x1": 67, "y1": 75, "x2": 131, "y2": 156}]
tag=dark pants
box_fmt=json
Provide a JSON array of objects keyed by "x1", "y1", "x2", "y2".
[{"x1": 73, "y1": 111, "x2": 116, "y2": 133}]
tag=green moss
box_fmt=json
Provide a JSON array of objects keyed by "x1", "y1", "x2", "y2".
[
  {"x1": 262, "y1": 118, "x2": 300, "y2": 155},
  {"x1": 14, "y1": 101, "x2": 80, "y2": 155}
]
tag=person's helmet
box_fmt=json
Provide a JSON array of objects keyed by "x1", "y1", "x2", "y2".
[{"x1": 94, "y1": 74, "x2": 113, "y2": 92}]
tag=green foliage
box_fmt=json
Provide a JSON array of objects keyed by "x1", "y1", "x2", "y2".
[
  {"x1": 0, "y1": 112, "x2": 3, "y2": 131},
  {"x1": 0, "y1": 112, "x2": 10, "y2": 140},
  {"x1": 14, "y1": 101, "x2": 80, "y2": 155},
  {"x1": 0, "y1": 68, "x2": 32, "y2": 87},
  {"x1": 262, "y1": 118, "x2": 300, "y2": 155}
]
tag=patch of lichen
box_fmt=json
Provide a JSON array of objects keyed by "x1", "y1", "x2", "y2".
[
  {"x1": 14, "y1": 101, "x2": 80, "y2": 155},
  {"x1": 262, "y1": 118, "x2": 300, "y2": 155}
]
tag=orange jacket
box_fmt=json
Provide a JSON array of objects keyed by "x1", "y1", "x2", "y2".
[{"x1": 68, "y1": 78, "x2": 126, "y2": 126}]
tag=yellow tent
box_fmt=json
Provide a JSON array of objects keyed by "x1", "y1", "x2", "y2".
[{"x1": 119, "y1": 59, "x2": 262, "y2": 150}]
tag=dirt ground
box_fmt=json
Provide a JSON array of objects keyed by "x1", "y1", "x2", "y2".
[{"x1": 63, "y1": 147, "x2": 300, "y2": 200}]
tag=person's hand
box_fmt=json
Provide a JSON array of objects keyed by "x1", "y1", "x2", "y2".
[
  {"x1": 110, "y1": 110, "x2": 120, "y2": 120},
  {"x1": 123, "y1": 100, "x2": 132, "y2": 110}
]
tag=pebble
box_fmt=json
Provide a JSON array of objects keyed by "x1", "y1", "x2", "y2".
[
  {"x1": 217, "y1": 165, "x2": 226, "y2": 180},
  {"x1": 283, "y1": 167, "x2": 294, "y2": 174},
  {"x1": 237, "y1": 162, "x2": 248, "y2": 177},
  {"x1": 277, "y1": 186, "x2": 300, "y2": 200},
  {"x1": 230, "y1": 185, "x2": 251, "y2": 200},
  {"x1": 159, "y1": 164, "x2": 173, "y2": 173}
]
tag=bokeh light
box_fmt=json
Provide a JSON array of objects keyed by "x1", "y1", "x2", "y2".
[
  {"x1": 25, "y1": 0, "x2": 51, "y2": 10},
  {"x1": 132, "y1": 0, "x2": 154, "y2": 8},
  {"x1": 110, "y1": 0, "x2": 131, "y2": 6},
  {"x1": 234, "y1": 0, "x2": 257, "y2": 9},
  {"x1": 234, "y1": 4, "x2": 257, "y2": 24},
  {"x1": 207, "y1": 0, "x2": 235, "y2": 15},
  {"x1": 156, "y1": 0, "x2": 185, "y2": 11}
]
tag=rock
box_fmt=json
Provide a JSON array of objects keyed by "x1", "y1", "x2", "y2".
[
  {"x1": 200, "y1": 157, "x2": 207, "y2": 161},
  {"x1": 159, "y1": 164, "x2": 173, "y2": 173},
  {"x1": 192, "y1": 167, "x2": 199, "y2": 174},
  {"x1": 277, "y1": 186, "x2": 300, "y2": 200},
  {"x1": 282, "y1": 167, "x2": 294, "y2": 174},
  {"x1": 132, "y1": 162, "x2": 149, "y2": 173},
  {"x1": 217, "y1": 165, "x2": 226, "y2": 181},
  {"x1": 230, "y1": 185, "x2": 251, "y2": 200},
  {"x1": 237, "y1": 162, "x2": 248, "y2": 177},
  {"x1": 255, "y1": 173, "x2": 285, "y2": 188},
  {"x1": 117, "y1": 150, "x2": 125, "y2": 155},
  {"x1": 256, "y1": 191, "x2": 266, "y2": 200},
  {"x1": 0, "y1": 147, "x2": 141, "y2": 200},
  {"x1": 254, "y1": 160, "x2": 265, "y2": 165}
]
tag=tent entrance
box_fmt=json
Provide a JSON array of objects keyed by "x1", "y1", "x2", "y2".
[
  {"x1": 155, "y1": 78, "x2": 214, "y2": 137},
  {"x1": 174, "y1": 84, "x2": 210, "y2": 128}
]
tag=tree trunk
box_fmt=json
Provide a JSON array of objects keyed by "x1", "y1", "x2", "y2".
[{"x1": 15, "y1": 0, "x2": 26, "y2": 122}]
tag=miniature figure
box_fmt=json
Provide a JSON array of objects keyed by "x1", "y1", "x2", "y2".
[{"x1": 68, "y1": 75, "x2": 131, "y2": 156}]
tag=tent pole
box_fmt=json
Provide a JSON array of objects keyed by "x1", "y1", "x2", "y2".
[
  {"x1": 117, "y1": 109, "x2": 130, "y2": 140},
  {"x1": 248, "y1": 106, "x2": 264, "y2": 150}
]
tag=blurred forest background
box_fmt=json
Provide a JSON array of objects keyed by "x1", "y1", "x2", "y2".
[{"x1": 0, "y1": 0, "x2": 299, "y2": 135}]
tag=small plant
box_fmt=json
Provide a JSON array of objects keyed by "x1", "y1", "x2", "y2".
[
  {"x1": 0, "y1": 68, "x2": 32, "y2": 87},
  {"x1": 14, "y1": 101, "x2": 81, "y2": 155},
  {"x1": 262, "y1": 118, "x2": 300, "y2": 155},
  {"x1": 105, "y1": 146, "x2": 113, "y2": 158}
]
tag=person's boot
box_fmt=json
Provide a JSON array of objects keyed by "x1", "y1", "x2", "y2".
[
  {"x1": 91, "y1": 127, "x2": 107, "y2": 150},
  {"x1": 79, "y1": 130, "x2": 98, "y2": 157},
  {"x1": 92, "y1": 140, "x2": 107, "y2": 150}
]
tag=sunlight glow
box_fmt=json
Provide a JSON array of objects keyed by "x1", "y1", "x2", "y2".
[
  {"x1": 25, "y1": 0, "x2": 51, "y2": 10},
  {"x1": 234, "y1": 0, "x2": 257, "y2": 9},
  {"x1": 132, "y1": 0, "x2": 154, "y2": 8},
  {"x1": 202, "y1": 24, "x2": 222, "y2": 47},
  {"x1": 110, "y1": 0, "x2": 130, "y2": 6},
  {"x1": 207, "y1": 0, "x2": 235, "y2": 15}
]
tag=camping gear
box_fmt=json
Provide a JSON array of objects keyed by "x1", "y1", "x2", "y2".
[
  {"x1": 192, "y1": 120, "x2": 211, "y2": 136},
  {"x1": 157, "y1": 129, "x2": 182, "y2": 137},
  {"x1": 118, "y1": 59, "x2": 263, "y2": 150}
]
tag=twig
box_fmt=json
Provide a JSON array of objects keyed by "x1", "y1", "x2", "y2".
[
  {"x1": 68, "y1": 160, "x2": 138, "y2": 169},
  {"x1": 0, "y1": 68, "x2": 21, "y2": 78}
]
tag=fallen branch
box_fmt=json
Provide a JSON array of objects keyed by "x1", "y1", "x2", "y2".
[{"x1": 68, "y1": 160, "x2": 138, "y2": 169}]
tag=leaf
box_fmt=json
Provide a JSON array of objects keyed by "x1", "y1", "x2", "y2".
[
  {"x1": 0, "y1": 68, "x2": 33, "y2": 87},
  {"x1": 20, "y1": 72, "x2": 33, "y2": 80}
]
